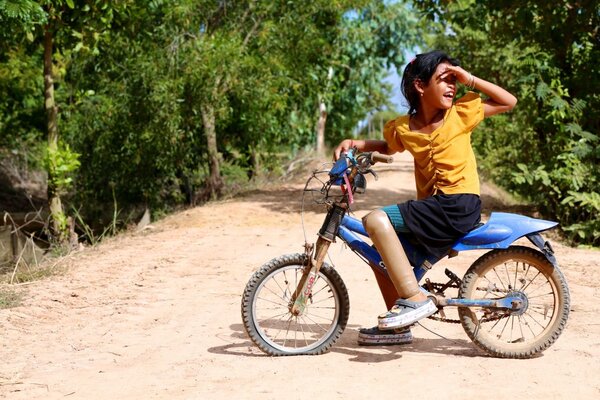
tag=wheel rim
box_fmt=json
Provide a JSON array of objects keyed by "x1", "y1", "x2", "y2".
[
  {"x1": 466, "y1": 259, "x2": 560, "y2": 346},
  {"x1": 251, "y1": 265, "x2": 340, "y2": 353}
]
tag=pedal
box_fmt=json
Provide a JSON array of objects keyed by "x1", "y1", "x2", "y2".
[
  {"x1": 424, "y1": 278, "x2": 436, "y2": 293},
  {"x1": 445, "y1": 268, "x2": 461, "y2": 284}
]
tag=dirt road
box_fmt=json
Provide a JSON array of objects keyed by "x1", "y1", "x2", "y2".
[{"x1": 1, "y1": 152, "x2": 599, "y2": 399}]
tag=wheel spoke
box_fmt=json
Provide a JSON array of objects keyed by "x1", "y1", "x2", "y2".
[
  {"x1": 522, "y1": 281, "x2": 552, "y2": 298},
  {"x1": 504, "y1": 263, "x2": 512, "y2": 290},
  {"x1": 310, "y1": 281, "x2": 329, "y2": 298},
  {"x1": 310, "y1": 295, "x2": 335, "y2": 306},
  {"x1": 492, "y1": 266, "x2": 508, "y2": 292},
  {"x1": 257, "y1": 295, "x2": 288, "y2": 308},
  {"x1": 520, "y1": 270, "x2": 542, "y2": 293},
  {"x1": 513, "y1": 262, "x2": 519, "y2": 293},
  {"x1": 483, "y1": 313, "x2": 506, "y2": 332},
  {"x1": 458, "y1": 248, "x2": 568, "y2": 357},
  {"x1": 517, "y1": 264, "x2": 532, "y2": 291},
  {"x1": 525, "y1": 305, "x2": 554, "y2": 321},
  {"x1": 517, "y1": 315, "x2": 525, "y2": 340},
  {"x1": 302, "y1": 313, "x2": 331, "y2": 333},
  {"x1": 281, "y1": 316, "x2": 295, "y2": 348},
  {"x1": 527, "y1": 292, "x2": 554, "y2": 300},
  {"x1": 498, "y1": 314, "x2": 511, "y2": 339},
  {"x1": 257, "y1": 310, "x2": 290, "y2": 325},
  {"x1": 261, "y1": 278, "x2": 288, "y2": 300},
  {"x1": 245, "y1": 259, "x2": 345, "y2": 355},
  {"x1": 523, "y1": 309, "x2": 548, "y2": 330},
  {"x1": 298, "y1": 319, "x2": 309, "y2": 347}
]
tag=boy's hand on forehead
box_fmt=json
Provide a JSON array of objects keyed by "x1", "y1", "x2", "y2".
[{"x1": 443, "y1": 65, "x2": 470, "y2": 85}]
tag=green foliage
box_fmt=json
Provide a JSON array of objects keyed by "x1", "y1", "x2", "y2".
[
  {"x1": 44, "y1": 141, "x2": 80, "y2": 196},
  {"x1": 0, "y1": 47, "x2": 45, "y2": 150},
  {"x1": 357, "y1": 110, "x2": 400, "y2": 138},
  {"x1": 318, "y1": 2, "x2": 420, "y2": 144},
  {"x1": 0, "y1": 0, "x2": 419, "y2": 236},
  {"x1": 61, "y1": 0, "x2": 419, "y2": 207},
  {"x1": 417, "y1": 0, "x2": 600, "y2": 245},
  {"x1": 0, "y1": 0, "x2": 46, "y2": 39},
  {"x1": 561, "y1": 191, "x2": 600, "y2": 242}
]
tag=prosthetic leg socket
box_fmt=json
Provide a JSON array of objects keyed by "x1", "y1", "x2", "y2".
[{"x1": 363, "y1": 210, "x2": 420, "y2": 299}]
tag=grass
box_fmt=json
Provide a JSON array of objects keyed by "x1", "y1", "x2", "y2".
[
  {"x1": 0, "y1": 253, "x2": 68, "y2": 309},
  {"x1": 0, "y1": 286, "x2": 23, "y2": 309}
]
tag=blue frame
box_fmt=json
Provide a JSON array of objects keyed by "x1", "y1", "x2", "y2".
[
  {"x1": 327, "y1": 151, "x2": 558, "y2": 310},
  {"x1": 336, "y1": 213, "x2": 544, "y2": 309},
  {"x1": 338, "y1": 214, "x2": 433, "y2": 283}
]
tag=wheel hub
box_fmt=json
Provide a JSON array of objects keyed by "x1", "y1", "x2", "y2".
[{"x1": 507, "y1": 291, "x2": 529, "y2": 316}]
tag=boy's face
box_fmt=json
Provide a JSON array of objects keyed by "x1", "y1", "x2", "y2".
[{"x1": 419, "y1": 62, "x2": 457, "y2": 110}]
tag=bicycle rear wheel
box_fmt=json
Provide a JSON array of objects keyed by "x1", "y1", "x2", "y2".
[
  {"x1": 241, "y1": 253, "x2": 349, "y2": 356},
  {"x1": 458, "y1": 246, "x2": 570, "y2": 358}
]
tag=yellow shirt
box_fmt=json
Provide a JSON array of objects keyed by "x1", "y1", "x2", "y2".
[{"x1": 383, "y1": 92, "x2": 484, "y2": 199}]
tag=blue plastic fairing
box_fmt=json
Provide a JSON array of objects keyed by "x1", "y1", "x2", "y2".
[
  {"x1": 452, "y1": 212, "x2": 558, "y2": 251},
  {"x1": 329, "y1": 151, "x2": 355, "y2": 185}
]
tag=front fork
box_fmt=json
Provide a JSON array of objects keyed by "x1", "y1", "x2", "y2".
[{"x1": 290, "y1": 204, "x2": 345, "y2": 315}]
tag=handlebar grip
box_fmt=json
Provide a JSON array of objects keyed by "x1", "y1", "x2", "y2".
[{"x1": 371, "y1": 152, "x2": 394, "y2": 164}]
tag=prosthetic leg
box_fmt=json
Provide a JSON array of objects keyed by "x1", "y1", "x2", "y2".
[
  {"x1": 362, "y1": 210, "x2": 421, "y2": 299},
  {"x1": 362, "y1": 210, "x2": 436, "y2": 330}
]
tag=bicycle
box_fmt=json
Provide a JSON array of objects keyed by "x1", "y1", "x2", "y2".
[{"x1": 241, "y1": 149, "x2": 570, "y2": 358}]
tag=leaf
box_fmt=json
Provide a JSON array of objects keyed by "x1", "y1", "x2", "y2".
[
  {"x1": 535, "y1": 82, "x2": 550, "y2": 100},
  {"x1": 66, "y1": 0, "x2": 75, "y2": 9},
  {"x1": 578, "y1": 130, "x2": 599, "y2": 142},
  {"x1": 565, "y1": 122, "x2": 581, "y2": 136}
]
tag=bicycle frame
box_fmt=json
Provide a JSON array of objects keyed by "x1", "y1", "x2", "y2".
[
  {"x1": 337, "y1": 212, "x2": 525, "y2": 311},
  {"x1": 338, "y1": 214, "x2": 430, "y2": 282},
  {"x1": 245, "y1": 150, "x2": 568, "y2": 357},
  {"x1": 289, "y1": 150, "x2": 526, "y2": 315}
]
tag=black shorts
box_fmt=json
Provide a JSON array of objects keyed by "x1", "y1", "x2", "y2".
[{"x1": 397, "y1": 193, "x2": 482, "y2": 259}]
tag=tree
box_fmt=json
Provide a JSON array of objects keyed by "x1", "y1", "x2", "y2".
[
  {"x1": 415, "y1": 0, "x2": 600, "y2": 245},
  {"x1": 1, "y1": 0, "x2": 129, "y2": 244},
  {"x1": 171, "y1": 1, "x2": 368, "y2": 197},
  {"x1": 2, "y1": 0, "x2": 422, "y2": 233}
]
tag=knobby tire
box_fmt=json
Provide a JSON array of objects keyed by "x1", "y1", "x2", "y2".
[
  {"x1": 241, "y1": 253, "x2": 350, "y2": 356},
  {"x1": 458, "y1": 246, "x2": 570, "y2": 358}
]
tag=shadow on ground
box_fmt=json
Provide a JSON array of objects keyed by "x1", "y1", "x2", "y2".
[
  {"x1": 207, "y1": 323, "x2": 485, "y2": 361},
  {"x1": 240, "y1": 185, "x2": 538, "y2": 219}
]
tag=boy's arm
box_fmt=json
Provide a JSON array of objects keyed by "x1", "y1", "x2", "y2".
[
  {"x1": 444, "y1": 65, "x2": 517, "y2": 117},
  {"x1": 473, "y1": 77, "x2": 518, "y2": 117},
  {"x1": 333, "y1": 139, "x2": 391, "y2": 160}
]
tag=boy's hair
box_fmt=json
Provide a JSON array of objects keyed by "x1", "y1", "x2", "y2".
[{"x1": 401, "y1": 50, "x2": 460, "y2": 115}]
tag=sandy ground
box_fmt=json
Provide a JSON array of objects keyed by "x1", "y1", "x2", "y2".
[{"x1": 1, "y1": 151, "x2": 599, "y2": 400}]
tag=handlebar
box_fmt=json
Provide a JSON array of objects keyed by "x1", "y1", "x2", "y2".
[
  {"x1": 309, "y1": 149, "x2": 394, "y2": 205},
  {"x1": 369, "y1": 151, "x2": 394, "y2": 164}
]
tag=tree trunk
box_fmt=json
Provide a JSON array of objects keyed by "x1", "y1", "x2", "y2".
[
  {"x1": 200, "y1": 102, "x2": 223, "y2": 198},
  {"x1": 249, "y1": 146, "x2": 260, "y2": 181},
  {"x1": 316, "y1": 102, "x2": 327, "y2": 155},
  {"x1": 43, "y1": 25, "x2": 66, "y2": 243}
]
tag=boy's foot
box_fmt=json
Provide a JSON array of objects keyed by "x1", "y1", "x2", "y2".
[
  {"x1": 378, "y1": 298, "x2": 437, "y2": 330},
  {"x1": 357, "y1": 326, "x2": 413, "y2": 346}
]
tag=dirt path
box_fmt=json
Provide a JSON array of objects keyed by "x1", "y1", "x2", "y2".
[{"x1": 1, "y1": 152, "x2": 599, "y2": 399}]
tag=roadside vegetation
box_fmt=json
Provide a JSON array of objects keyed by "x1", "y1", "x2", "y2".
[{"x1": 0, "y1": 0, "x2": 597, "y2": 283}]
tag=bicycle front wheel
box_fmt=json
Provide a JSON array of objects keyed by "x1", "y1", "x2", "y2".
[
  {"x1": 241, "y1": 253, "x2": 349, "y2": 356},
  {"x1": 458, "y1": 246, "x2": 570, "y2": 358}
]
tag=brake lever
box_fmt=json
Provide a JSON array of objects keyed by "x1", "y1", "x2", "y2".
[{"x1": 366, "y1": 168, "x2": 378, "y2": 181}]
